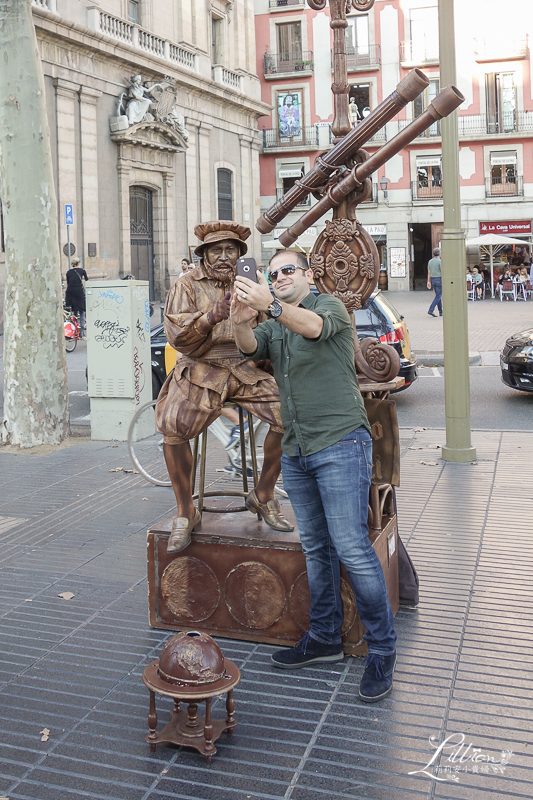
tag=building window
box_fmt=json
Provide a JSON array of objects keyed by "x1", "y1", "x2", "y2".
[
  {"x1": 489, "y1": 152, "x2": 517, "y2": 195},
  {"x1": 212, "y1": 16, "x2": 224, "y2": 64},
  {"x1": 416, "y1": 156, "x2": 442, "y2": 198},
  {"x1": 486, "y1": 73, "x2": 516, "y2": 133},
  {"x1": 276, "y1": 22, "x2": 302, "y2": 62},
  {"x1": 409, "y1": 6, "x2": 438, "y2": 63},
  {"x1": 128, "y1": 1, "x2": 138, "y2": 24},
  {"x1": 217, "y1": 169, "x2": 233, "y2": 220},
  {"x1": 413, "y1": 78, "x2": 440, "y2": 136},
  {"x1": 346, "y1": 15, "x2": 369, "y2": 55},
  {"x1": 349, "y1": 84, "x2": 370, "y2": 121}
]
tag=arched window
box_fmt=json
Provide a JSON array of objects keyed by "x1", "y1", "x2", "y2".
[{"x1": 217, "y1": 169, "x2": 233, "y2": 220}]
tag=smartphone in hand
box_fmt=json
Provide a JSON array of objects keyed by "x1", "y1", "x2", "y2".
[{"x1": 236, "y1": 257, "x2": 258, "y2": 282}]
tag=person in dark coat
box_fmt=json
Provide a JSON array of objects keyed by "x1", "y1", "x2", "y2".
[{"x1": 64, "y1": 258, "x2": 88, "y2": 336}]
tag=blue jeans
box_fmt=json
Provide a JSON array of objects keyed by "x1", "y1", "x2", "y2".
[
  {"x1": 281, "y1": 428, "x2": 397, "y2": 656},
  {"x1": 429, "y1": 277, "x2": 443, "y2": 315}
]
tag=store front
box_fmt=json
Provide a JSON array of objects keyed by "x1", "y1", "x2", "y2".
[
  {"x1": 477, "y1": 220, "x2": 532, "y2": 269},
  {"x1": 362, "y1": 223, "x2": 387, "y2": 289}
]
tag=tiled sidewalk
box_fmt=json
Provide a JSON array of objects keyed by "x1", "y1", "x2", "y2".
[{"x1": 0, "y1": 429, "x2": 531, "y2": 799}]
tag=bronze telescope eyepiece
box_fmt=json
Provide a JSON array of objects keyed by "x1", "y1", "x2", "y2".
[
  {"x1": 255, "y1": 69, "x2": 431, "y2": 235},
  {"x1": 278, "y1": 85, "x2": 465, "y2": 249}
]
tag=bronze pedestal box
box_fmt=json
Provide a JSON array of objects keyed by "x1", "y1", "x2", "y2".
[{"x1": 147, "y1": 510, "x2": 399, "y2": 656}]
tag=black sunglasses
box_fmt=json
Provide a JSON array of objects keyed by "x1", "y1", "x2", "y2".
[{"x1": 267, "y1": 264, "x2": 305, "y2": 283}]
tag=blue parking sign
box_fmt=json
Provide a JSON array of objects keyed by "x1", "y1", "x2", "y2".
[{"x1": 64, "y1": 204, "x2": 74, "y2": 226}]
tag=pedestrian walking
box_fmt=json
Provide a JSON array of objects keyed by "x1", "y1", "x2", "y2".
[
  {"x1": 427, "y1": 248, "x2": 442, "y2": 317},
  {"x1": 64, "y1": 257, "x2": 88, "y2": 336},
  {"x1": 231, "y1": 249, "x2": 397, "y2": 704}
]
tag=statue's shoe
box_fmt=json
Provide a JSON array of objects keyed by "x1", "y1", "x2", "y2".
[
  {"x1": 245, "y1": 489, "x2": 294, "y2": 533},
  {"x1": 167, "y1": 508, "x2": 202, "y2": 554}
]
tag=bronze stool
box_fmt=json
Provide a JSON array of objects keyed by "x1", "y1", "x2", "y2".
[
  {"x1": 191, "y1": 406, "x2": 261, "y2": 515},
  {"x1": 142, "y1": 631, "x2": 241, "y2": 763}
]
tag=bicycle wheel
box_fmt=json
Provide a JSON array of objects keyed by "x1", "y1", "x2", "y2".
[
  {"x1": 127, "y1": 400, "x2": 171, "y2": 487},
  {"x1": 65, "y1": 335, "x2": 77, "y2": 353}
]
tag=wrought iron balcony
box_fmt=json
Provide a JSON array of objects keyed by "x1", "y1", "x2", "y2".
[
  {"x1": 474, "y1": 36, "x2": 528, "y2": 62},
  {"x1": 262, "y1": 126, "x2": 320, "y2": 149},
  {"x1": 346, "y1": 44, "x2": 381, "y2": 71},
  {"x1": 276, "y1": 189, "x2": 311, "y2": 207},
  {"x1": 400, "y1": 40, "x2": 439, "y2": 66},
  {"x1": 485, "y1": 175, "x2": 523, "y2": 198},
  {"x1": 412, "y1": 181, "x2": 443, "y2": 201},
  {"x1": 264, "y1": 51, "x2": 314, "y2": 76},
  {"x1": 457, "y1": 112, "x2": 533, "y2": 136}
]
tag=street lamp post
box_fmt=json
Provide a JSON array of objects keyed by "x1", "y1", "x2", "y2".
[{"x1": 438, "y1": 0, "x2": 476, "y2": 462}]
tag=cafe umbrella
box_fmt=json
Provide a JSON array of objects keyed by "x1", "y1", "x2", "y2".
[{"x1": 465, "y1": 233, "x2": 532, "y2": 298}]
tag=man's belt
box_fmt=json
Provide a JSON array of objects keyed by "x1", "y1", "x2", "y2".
[{"x1": 201, "y1": 344, "x2": 242, "y2": 360}]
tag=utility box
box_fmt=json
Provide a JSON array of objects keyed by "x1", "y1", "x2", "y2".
[{"x1": 86, "y1": 280, "x2": 152, "y2": 440}]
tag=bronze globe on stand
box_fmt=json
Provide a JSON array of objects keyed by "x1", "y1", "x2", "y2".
[{"x1": 142, "y1": 631, "x2": 241, "y2": 763}]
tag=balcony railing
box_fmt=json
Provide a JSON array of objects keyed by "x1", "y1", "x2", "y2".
[
  {"x1": 87, "y1": 9, "x2": 198, "y2": 73},
  {"x1": 346, "y1": 43, "x2": 381, "y2": 71},
  {"x1": 269, "y1": 0, "x2": 305, "y2": 7},
  {"x1": 398, "y1": 118, "x2": 440, "y2": 138},
  {"x1": 485, "y1": 176, "x2": 523, "y2": 198},
  {"x1": 212, "y1": 66, "x2": 243, "y2": 92},
  {"x1": 400, "y1": 40, "x2": 439, "y2": 66},
  {"x1": 412, "y1": 181, "x2": 443, "y2": 201},
  {"x1": 458, "y1": 112, "x2": 533, "y2": 136},
  {"x1": 474, "y1": 36, "x2": 528, "y2": 62},
  {"x1": 31, "y1": 0, "x2": 57, "y2": 11},
  {"x1": 263, "y1": 126, "x2": 320, "y2": 149},
  {"x1": 264, "y1": 51, "x2": 314, "y2": 76},
  {"x1": 276, "y1": 188, "x2": 311, "y2": 207}
]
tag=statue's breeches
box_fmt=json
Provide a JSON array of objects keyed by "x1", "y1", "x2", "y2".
[{"x1": 155, "y1": 368, "x2": 283, "y2": 445}]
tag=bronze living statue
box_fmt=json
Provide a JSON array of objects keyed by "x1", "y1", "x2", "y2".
[{"x1": 155, "y1": 221, "x2": 293, "y2": 554}]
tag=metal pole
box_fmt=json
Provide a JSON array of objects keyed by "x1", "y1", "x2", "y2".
[
  {"x1": 67, "y1": 224, "x2": 71, "y2": 272},
  {"x1": 438, "y1": 0, "x2": 476, "y2": 462}
]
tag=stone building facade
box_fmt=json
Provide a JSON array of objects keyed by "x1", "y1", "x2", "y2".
[{"x1": 0, "y1": 0, "x2": 269, "y2": 313}]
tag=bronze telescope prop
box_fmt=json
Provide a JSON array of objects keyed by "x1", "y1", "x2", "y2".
[
  {"x1": 278, "y1": 85, "x2": 465, "y2": 248},
  {"x1": 256, "y1": 68, "x2": 430, "y2": 235}
]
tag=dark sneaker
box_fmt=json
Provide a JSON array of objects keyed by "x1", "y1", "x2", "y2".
[
  {"x1": 358, "y1": 652, "x2": 396, "y2": 703},
  {"x1": 271, "y1": 632, "x2": 344, "y2": 670},
  {"x1": 225, "y1": 423, "x2": 248, "y2": 450}
]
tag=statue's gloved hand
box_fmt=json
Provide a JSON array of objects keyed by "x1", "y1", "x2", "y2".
[{"x1": 207, "y1": 292, "x2": 231, "y2": 326}]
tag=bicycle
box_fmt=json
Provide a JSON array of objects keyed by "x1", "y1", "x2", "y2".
[
  {"x1": 64, "y1": 308, "x2": 82, "y2": 352},
  {"x1": 127, "y1": 400, "x2": 287, "y2": 498}
]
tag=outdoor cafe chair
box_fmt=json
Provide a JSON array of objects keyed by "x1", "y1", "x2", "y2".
[
  {"x1": 466, "y1": 278, "x2": 475, "y2": 301},
  {"x1": 500, "y1": 280, "x2": 517, "y2": 302},
  {"x1": 524, "y1": 280, "x2": 533, "y2": 301}
]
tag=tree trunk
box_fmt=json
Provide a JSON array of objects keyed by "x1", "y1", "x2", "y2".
[{"x1": 0, "y1": 0, "x2": 69, "y2": 447}]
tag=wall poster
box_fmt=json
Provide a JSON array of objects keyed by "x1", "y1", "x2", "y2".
[
  {"x1": 277, "y1": 91, "x2": 302, "y2": 138},
  {"x1": 389, "y1": 247, "x2": 407, "y2": 278}
]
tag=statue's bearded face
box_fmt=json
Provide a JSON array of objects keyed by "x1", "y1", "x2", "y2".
[{"x1": 203, "y1": 241, "x2": 240, "y2": 285}]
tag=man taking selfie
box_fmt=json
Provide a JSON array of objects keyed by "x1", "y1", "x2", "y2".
[{"x1": 230, "y1": 249, "x2": 397, "y2": 703}]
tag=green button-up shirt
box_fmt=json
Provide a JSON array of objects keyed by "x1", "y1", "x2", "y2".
[{"x1": 240, "y1": 292, "x2": 370, "y2": 457}]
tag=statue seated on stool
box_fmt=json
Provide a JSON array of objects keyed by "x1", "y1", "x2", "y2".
[{"x1": 155, "y1": 220, "x2": 294, "y2": 553}]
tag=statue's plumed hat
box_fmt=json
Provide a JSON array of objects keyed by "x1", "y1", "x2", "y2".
[{"x1": 194, "y1": 221, "x2": 251, "y2": 258}]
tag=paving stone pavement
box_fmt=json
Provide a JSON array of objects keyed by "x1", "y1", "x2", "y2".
[
  {"x1": 390, "y1": 290, "x2": 532, "y2": 359},
  {"x1": 0, "y1": 426, "x2": 531, "y2": 799}
]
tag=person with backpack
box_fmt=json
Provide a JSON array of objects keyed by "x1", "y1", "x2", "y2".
[{"x1": 64, "y1": 258, "x2": 88, "y2": 336}]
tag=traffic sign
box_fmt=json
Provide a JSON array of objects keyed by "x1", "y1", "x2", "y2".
[{"x1": 64, "y1": 204, "x2": 74, "y2": 226}]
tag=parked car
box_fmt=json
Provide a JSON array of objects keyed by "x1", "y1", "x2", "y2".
[
  {"x1": 150, "y1": 289, "x2": 418, "y2": 399},
  {"x1": 500, "y1": 328, "x2": 533, "y2": 392}
]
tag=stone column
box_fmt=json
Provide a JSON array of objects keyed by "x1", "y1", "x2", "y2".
[
  {"x1": 53, "y1": 78, "x2": 79, "y2": 276},
  {"x1": 198, "y1": 122, "x2": 213, "y2": 222},
  {"x1": 79, "y1": 86, "x2": 103, "y2": 276},
  {"x1": 239, "y1": 132, "x2": 253, "y2": 228},
  {"x1": 250, "y1": 138, "x2": 262, "y2": 258},
  {"x1": 184, "y1": 118, "x2": 201, "y2": 245},
  {"x1": 117, "y1": 159, "x2": 131, "y2": 277},
  {"x1": 161, "y1": 171, "x2": 177, "y2": 292}
]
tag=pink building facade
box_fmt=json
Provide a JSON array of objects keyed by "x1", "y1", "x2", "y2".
[{"x1": 254, "y1": 0, "x2": 533, "y2": 290}]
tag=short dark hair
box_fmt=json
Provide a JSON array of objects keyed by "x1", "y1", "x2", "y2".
[
  {"x1": 269, "y1": 249, "x2": 309, "y2": 273},
  {"x1": 181, "y1": 257, "x2": 191, "y2": 264}
]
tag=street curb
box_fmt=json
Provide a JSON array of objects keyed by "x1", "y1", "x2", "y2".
[{"x1": 413, "y1": 350, "x2": 481, "y2": 367}]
